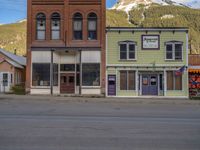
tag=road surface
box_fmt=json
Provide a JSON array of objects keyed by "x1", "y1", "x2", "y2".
[{"x1": 0, "y1": 95, "x2": 200, "y2": 150}]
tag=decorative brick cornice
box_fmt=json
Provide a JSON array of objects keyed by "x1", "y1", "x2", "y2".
[{"x1": 32, "y1": 0, "x2": 64, "y2": 5}]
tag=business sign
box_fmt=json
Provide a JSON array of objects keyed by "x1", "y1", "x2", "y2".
[{"x1": 142, "y1": 35, "x2": 160, "y2": 50}]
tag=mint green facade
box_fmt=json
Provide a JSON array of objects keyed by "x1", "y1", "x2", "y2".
[{"x1": 106, "y1": 28, "x2": 189, "y2": 98}]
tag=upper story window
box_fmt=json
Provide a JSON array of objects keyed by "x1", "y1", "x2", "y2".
[
  {"x1": 73, "y1": 13, "x2": 83, "y2": 40},
  {"x1": 51, "y1": 12, "x2": 61, "y2": 40},
  {"x1": 88, "y1": 13, "x2": 97, "y2": 40},
  {"x1": 165, "y1": 41, "x2": 183, "y2": 61},
  {"x1": 36, "y1": 13, "x2": 46, "y2": 40},
  {"x1": 119, "y1": 41, "x2": 137, "y2": 60}
]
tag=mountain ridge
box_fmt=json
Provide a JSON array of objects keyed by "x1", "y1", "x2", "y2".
[
  {"x1": 108, "y1": 2, "x2": 200, "y2": 53},
  {"x1": 112, "y1": 0, "x2": 200, "y2": 12},
  {"x1": 0, "y1": 21, "x2": 26, "y2": 56},
  {"x1": 0, "y1": 3, "x2": 200, "y2": 55}
]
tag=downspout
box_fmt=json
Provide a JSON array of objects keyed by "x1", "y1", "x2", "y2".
[
  {"x1": 79, "y1": 49, "x2": 82, "y2": 95},
  {"x1": 186, "y1": 31, "x2": 189, "y2": 98},
  {"x1": 50, "y1": 49, "x2": 54, "y2": 95}
]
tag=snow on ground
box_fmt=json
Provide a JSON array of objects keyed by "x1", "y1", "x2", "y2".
[
  {"x1": 17, "y1": 19, "x2": 27, "y2": 23},
  {"x1": 161, "y1": 14, "x2": 175, "y2": 19}
]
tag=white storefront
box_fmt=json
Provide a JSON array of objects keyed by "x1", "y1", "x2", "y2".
[{"x1": 30, "y1": 50, "x2": 101, "y2": 95}]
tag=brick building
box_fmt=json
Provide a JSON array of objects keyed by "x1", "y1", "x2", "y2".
[{"x1": 26, "y1": 0, "x2": 106, "y2": 95}]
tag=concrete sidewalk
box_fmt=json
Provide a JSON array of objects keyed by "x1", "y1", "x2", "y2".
[{"x1": 0, "y1": 94, "x2": 200, "y2": 105}]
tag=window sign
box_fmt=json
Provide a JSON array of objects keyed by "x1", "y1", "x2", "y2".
[
  {"x1": 150, "y1": 76, "x2": 157, "y2": 85},
  {"x1": 142, "y1": 35, "x2": 160, "y2": 50},
  {"x1": 142, "y1": 77, "x2": 148, "y2": 85}
]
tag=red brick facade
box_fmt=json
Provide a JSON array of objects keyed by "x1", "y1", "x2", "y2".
[{"x1": 26, "y1": 0, "x2": 106, "y2": 94}]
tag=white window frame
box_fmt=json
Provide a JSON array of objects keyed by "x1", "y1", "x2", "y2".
[
  {"x1": 36, "y1": 13, "x2": 46, "y2": 40},
  {"x1": 51, "y1": 20, "x2": 60, "y2": 40},
  {"x1": 165, "y1": 42, "x2": 183, "y2": 61},
  {"x1": 119, "y1": 41, "x2": 137, "y2": 61}
]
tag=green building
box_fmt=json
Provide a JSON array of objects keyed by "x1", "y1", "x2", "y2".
[{"x1": 106, "y1": 27, "x2": 189, "y2": 98}]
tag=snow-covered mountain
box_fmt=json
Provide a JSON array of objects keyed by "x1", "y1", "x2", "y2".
[
  {"x1": 112, "y1": 0, "x2": 200, "y2": 12},
  {"x1": 186, "y1": 0, "x2": 200, "y2": 9}
]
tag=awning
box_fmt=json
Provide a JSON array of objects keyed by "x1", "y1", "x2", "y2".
[{"x1": 189, "y1": 69, "x2": 200, "y2": 73}]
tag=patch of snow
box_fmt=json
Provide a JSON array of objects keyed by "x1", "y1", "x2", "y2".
[
  {"x1": 141, "y1": 11, "x2": 145, "y2": 21},
  {"x1": 127, "y1": 12, "x2": 132, "y2": 24},
  {"x1": 112, "y1": 2, "x2": 137, "y2": 12},
  {"x1": 124, "y1": 3, "x2": 137, "y2": 13},
  {"x1": 111, "y1": 0, "x2": 152, "y2": 12},
  {"x1": 17, "y1": 19, "x2": 27, "y2": 23},
  {"x1": 161, "y1": 14, "x2": 175, "y2": 19},
  {"x1": 152, "y1": 0, "x2": 168, "y2": 5},
  {"x1": 111, "y1": 0, "x2": 200, "y2": 12}
]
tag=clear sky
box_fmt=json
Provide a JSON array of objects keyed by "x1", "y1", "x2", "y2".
[{"x1": 0, "y1": 0, "x2": 117, "y2": 24}]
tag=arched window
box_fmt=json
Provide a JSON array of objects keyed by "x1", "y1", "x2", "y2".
[
  {"x1": 51, "y1": 13, "x2": 61, "y2": 40},
  {"x1": 88, "y1": 13, "x2": 97, "y2": 40},
  {"x1": 73, "y1": 13, "x2": 83, "y2": 40},
  {"x1": 36, "y1": 13, "x2": 46, "y2": 40}
]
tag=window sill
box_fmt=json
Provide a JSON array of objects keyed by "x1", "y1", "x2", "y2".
[
  {"x1": 31, "y1": 86, "x2": 58, "y2": 89},
  {"x1": 119, "y1": 59, "x2": 137, "y2": 62},
  {"x1": 87, "y1": 39, "x2": 98, "y2": 41},
  {"x1": 35, "y1": 39, "x2": 46, "y2": 41},
  {"x1": 165, "y1": 59, "x2": 183, "y2": 62},
  {"x1": 166, "y1": 90, "x2": 183, "y2": 91},
  {"x1": 82, "y1": 86, "x2": 101, "y2": 89},
  {"x1": 72, "y1": 39, "x2": 83, "y2": 41},
  {"x1": 50, "y1": 39, "x2": 61, "y2": 41},
  {"x1": 31, "y1": 86, "x2": 50, "y2": 89},
  {"x1": 120, "y1": 90, "x2": 136, "y2": 91}
]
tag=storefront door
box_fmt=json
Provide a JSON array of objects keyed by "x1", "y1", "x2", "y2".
[
  {"x1": 108, "y1": 75, "x2": 116, "y2": 96},
  {"x1": 142, "y1": 74, "x2": 158, "y2": 96},
  {"x1": 60, "y1": 73, "x2": 75, "y2": 94}
]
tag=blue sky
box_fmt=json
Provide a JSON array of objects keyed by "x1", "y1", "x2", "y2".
[{"x1": 0, "y1": 0, "x2": 117, "y2": 24}]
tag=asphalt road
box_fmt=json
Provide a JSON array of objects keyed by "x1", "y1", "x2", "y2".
[{"x1": 0, "y1": 95, "x2": 200, "y2": 150}]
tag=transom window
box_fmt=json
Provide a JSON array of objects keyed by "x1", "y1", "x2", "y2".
[
  {"x1": 73, "y1": 13, "x2": 83, "y2": 40},
  {"x1": 60, "y1": 64, "x2": 75, "y2": 71},
  {"x1": 36, "y1": 13, "x2": 46, "y2": 40},
  {"x1": 119, "y1": 41, "x2": 137, "y2": 60},
  {"x1": 88, "y1": 13, "x2": 97, "y2": 40},
  {"x1": 51, "y1": 12, "x2": 61, "y2": 40},
  {"x1": 165, "y1": 41, "x2": 183, "y2": 60}
]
